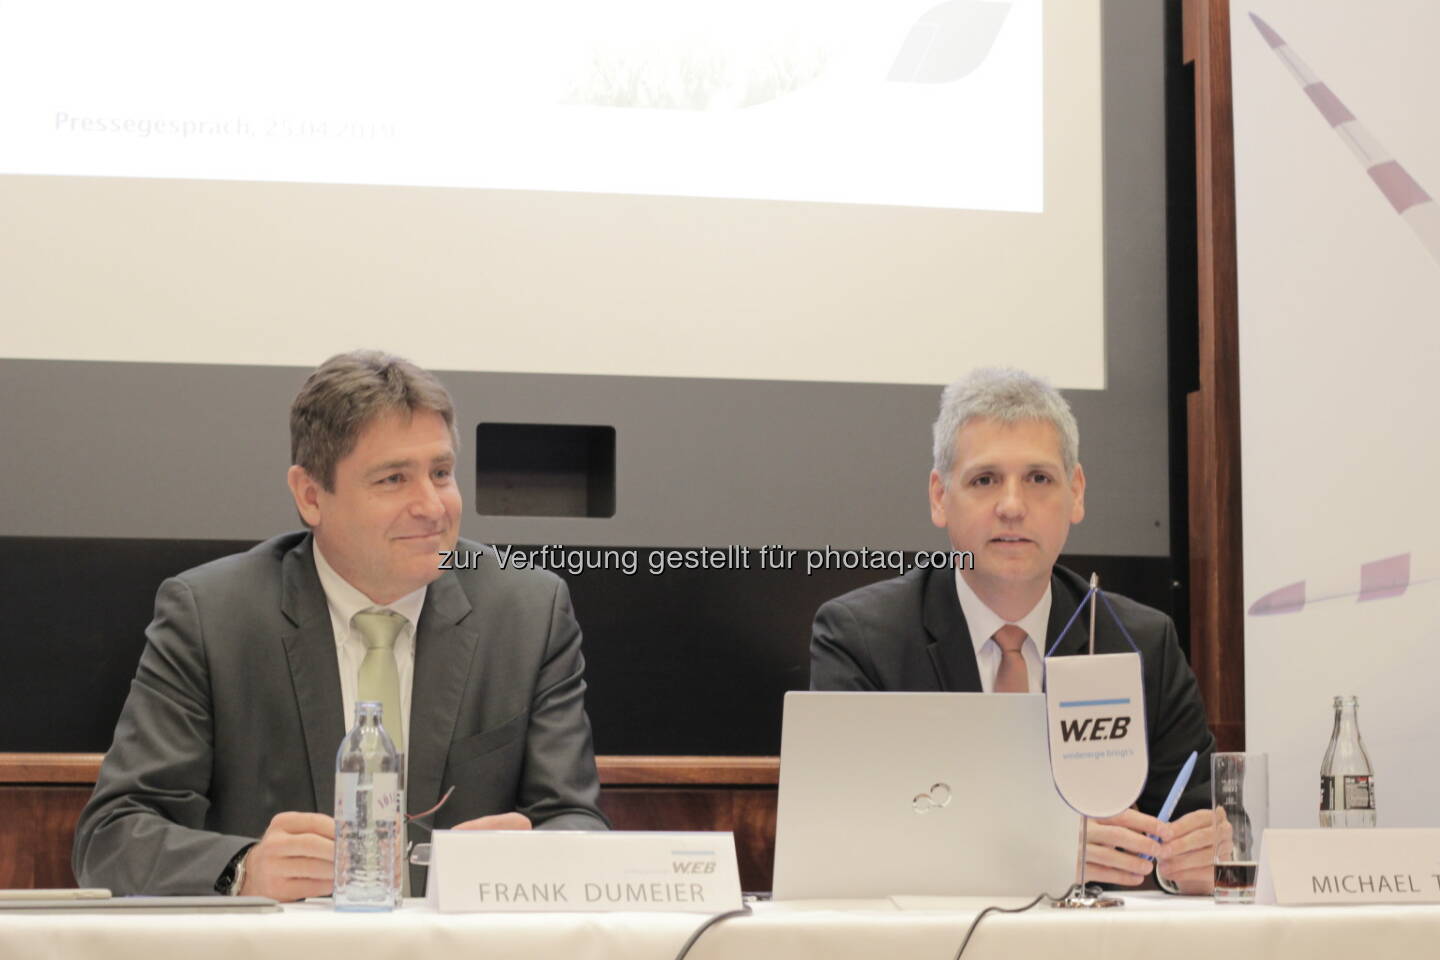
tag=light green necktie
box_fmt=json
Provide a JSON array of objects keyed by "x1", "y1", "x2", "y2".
[
  {"x1": 352, "y1": 609, "x2": 406, "y2": 754},
  {"x1": 352, "y1": 608, "x2": 410, "y2": 898}
]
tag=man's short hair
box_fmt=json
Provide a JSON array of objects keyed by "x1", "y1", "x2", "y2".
[
  {"x1": 931, "y1": 367, "x2": 1079, "y2": 484},
  {"x1": 290, "y1": 350, "x2": 458, "y2": 491}
]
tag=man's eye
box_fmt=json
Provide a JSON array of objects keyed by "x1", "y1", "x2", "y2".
[
  {"x1": 379, "y1": 474, "x2": 404, "y2": 485},
  {"x1": 970, "y1": 475, "x2": 994, "y2": 487},
  {"x1": 433, "y1": 468, "x2": 453, "y2": 482},
  {"x1": 1030, "y1": 472, "x2": 1053, "y2": 484}
]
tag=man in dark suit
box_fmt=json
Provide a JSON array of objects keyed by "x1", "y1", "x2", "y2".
[
  {"x1": 74, "y1": 351, "x2": 606, "y2": 899},
  {"x1": 811, "y1": 368, "x2": 1217, "y2": 894}
]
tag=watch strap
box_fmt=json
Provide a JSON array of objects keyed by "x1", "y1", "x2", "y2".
[{"x1": 214, "y1": 843, "x2": 255, "y2": 896}]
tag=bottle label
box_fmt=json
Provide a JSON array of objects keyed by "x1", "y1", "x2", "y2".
[
  {"x1": 1342, "y1": 775, "x2": 1374, "y2": 811},
  {"x1": 335, "y1": 772, "x2": 403, "y2": 823},
  {"x1": 1321, "y1": 774, "x2": 1374, "y2": 811}
]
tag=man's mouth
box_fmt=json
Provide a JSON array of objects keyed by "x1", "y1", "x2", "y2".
[{"x1": 990, "y1": 536, "x2": 1033, "y2": 544}]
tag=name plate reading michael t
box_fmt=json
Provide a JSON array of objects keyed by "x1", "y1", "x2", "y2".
[
  {"x1": 1258, "y1": 828, "x2": 1440, "y2": 905},
  {"x1": 426, "y1": 831, "x2": 743, "y2": 914}
]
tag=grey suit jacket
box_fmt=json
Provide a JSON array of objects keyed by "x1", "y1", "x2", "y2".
[
  {"x1": 810, "y1": 564, "x2": 1216, "y2": 817},
  {"x1": 73, "y1": 532, "x2": 607, "y2": 896}
]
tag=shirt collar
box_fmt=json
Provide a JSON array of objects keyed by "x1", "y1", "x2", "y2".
[
  {"x1": 312, "y1": 539, "x2": 427, "y2": 644},
  {"x1": 954, "y1": 568, "x2": 1052, "y2": 657}
]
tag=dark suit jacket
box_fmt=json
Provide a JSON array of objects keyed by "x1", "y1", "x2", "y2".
[
  {"x1": 73, "y1": 532, "x2": 607, "y2": 896},
  {"x1": 811, "y1": 564, "x2": 1215, "y2": 816}
]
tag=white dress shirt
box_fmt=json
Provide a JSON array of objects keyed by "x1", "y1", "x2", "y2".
[
  {"x1": 312, "y1": 542, "x2": 425, "y2": 755},
  {"x1": 954, "y1": 569, "x2": 1050, "y2": 693}
]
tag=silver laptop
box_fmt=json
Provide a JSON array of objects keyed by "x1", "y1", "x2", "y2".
[{"x1": 773, "y1": 692, "x2": 1080, "y2": 899}]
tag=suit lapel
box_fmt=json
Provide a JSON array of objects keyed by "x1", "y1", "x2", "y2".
[
  {"x1": 407, "y1": 570, "x2": 476, "y2": 821},
  {"x1": 922, "y1": 568, "x2": 984, "y2": 692},
  {"x1": 279, "y1": 535, "x2": 344, "y2": 815},
  {"x1": 926, "y1": 566, "x2": 1093, "y2": 693}
]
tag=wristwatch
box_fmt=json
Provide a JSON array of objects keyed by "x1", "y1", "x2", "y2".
[
  {"x1": 1155, "y1": 861, "x2": 1181, "y2": 895},
  {"x1": 215, "y1": 845, "x2": 254, "y2": 896}
]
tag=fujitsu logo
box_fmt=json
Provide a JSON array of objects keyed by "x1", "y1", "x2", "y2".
[{"x1": 912, "y1": 783, "x2": 952, "y2": 814}]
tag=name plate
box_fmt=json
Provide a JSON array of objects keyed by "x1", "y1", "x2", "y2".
[
  {"x1": 426, "y1": 830, "x2": 743, "y2": 914},
  {"x1": 1258, "y1": 828, "x2": 1440, "y2": 905}
]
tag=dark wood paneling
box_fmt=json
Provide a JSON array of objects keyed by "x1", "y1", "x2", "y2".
[
  {"x1": 0, "y1": 753, "x2": 103, "y2": 783},
  {"x1": 598, "y1": 756, "x2": 777, "y2": 786},
  {"x1": 0, "y1": 535, "x2": 1179, "y2": 756},
  {"x1": 1182, "y1": 0, "x2": 1245, "y2": 753},
  {"x1": 0, "y1": 754, "x2": 779, "y2": 892},
  {"x1": 0, "y1": 786, "x2": 89, "y2": 889},
  {"x1": 600, "y1": 788, "x2": 777, "y2": 892},
  {"x1": 0, "y1": 754, "x2": 780, "y2": 787}
]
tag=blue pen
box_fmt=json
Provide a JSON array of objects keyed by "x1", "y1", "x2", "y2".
[
  {"x1": 1146, "y1": 750, "x2": 1198, "y2": 860},
  {"x1": 1158, "y1": 751, "x2": 1199, "y2": 824}
]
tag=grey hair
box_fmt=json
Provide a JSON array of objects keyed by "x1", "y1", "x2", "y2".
[
  {"x1": 931, "y1": 368, "x2": 1079, "y2": 485},
  {"x1": 290, "y1": 350, "x2": 459, "y2": 492}
]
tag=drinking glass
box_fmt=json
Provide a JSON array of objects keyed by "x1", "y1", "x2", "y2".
[{"x1": 1212, "y1": 752, "x2": 1268, "y2": 904}]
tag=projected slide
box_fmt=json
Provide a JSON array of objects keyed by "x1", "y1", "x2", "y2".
[
  {"x1": 0, "y1": 0, "x2": 1040, "y2": 212},
  {"x1": 1, "y1": 0, "x2": 1106, "y2": 387}
]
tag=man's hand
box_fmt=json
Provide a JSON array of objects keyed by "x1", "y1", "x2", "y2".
[
  {"x1": 1085, "y1": 809, "x2": 1165, "y2": 885},
  {"x1": 454, "y1": 812, "x2": 532, "y2": 830},
  {"x1": 237, "y1": 812, "x2": 336, "y2": 901},
  {"x1": 1157, "y1": 807, "x2": 1224, "y2": 895}
]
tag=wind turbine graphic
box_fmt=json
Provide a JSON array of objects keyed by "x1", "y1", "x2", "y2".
[
  {"x1": 1245, "y1": 14, "x2": 1439, "y2": 615},
  {"x1": 1249, "y1": 13, "x2": 1440, "y2": 268}
]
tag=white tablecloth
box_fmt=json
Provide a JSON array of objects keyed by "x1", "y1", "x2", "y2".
[{"x1": 3, "y1": 893, "x2": 1438, "y2": 960}]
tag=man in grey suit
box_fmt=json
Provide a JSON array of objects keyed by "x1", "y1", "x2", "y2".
[
  {"x1": 74, "y1": 351, "x2": 607, "y2": 899},
  {"x1": 810, "y1": 368, "x2": 1218, "y2": 895}
]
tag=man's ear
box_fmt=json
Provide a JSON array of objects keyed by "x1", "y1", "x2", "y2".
[
  {"x1": 928, "y1": 469, "x2": 948, "y2": 529},
  {"x1": 1070, "y1": 462, "x2": 1086, "y2": 525},
  {"x1": 286, "y1": 465, "x2": 324, "y2": 528}
]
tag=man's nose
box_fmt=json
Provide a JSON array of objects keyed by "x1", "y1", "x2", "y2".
[
  {"x1": 410, "y1": 477, "x2": 446, "y2": 518},
  {"x1": 995, "y1": 478, "x2": 1027, "y2": 519}
]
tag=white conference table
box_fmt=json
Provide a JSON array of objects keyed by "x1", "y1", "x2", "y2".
[{"x1": 2, "y1": 893, "x2": 1437, "y2": 960}]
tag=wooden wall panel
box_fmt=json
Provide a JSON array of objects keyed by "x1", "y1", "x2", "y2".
[
  {"x1": 1182, "y1": 0, "x2": 1246, "y2": 752},
  {"x1": 0, "y1": 754, "x2": 780, "y2": 893},
  {"x1": 0, "y1": 786, "x2": 89, "y2": 889},
  {"x1": 600, "y1": 788, "x2": 777, "y2": 893}
]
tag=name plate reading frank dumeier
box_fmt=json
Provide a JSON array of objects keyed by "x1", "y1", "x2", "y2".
[
  {"x1": 426, "y1": 831, "x2": 743, "y2": 914},
  {"x1": 1257, "y1": 828, "x2": 1440, "y2": 905}
]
